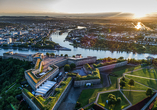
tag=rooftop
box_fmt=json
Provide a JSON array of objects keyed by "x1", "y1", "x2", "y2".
[{"x1": 35, "y1": 80, "x2": 56, "y2": 95}]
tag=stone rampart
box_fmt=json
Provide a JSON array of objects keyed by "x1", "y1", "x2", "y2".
[
  {"x1": 74, "y1": 79, "x2": 100, "y2": 87},
  {"x1": 22, "y1": 92, "x2": 40, "y2": 110},
  {"x1": 98, "y1": 61, "x2": 128, "y2": 71}
]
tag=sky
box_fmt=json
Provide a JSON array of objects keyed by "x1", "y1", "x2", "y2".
[{"x1": 0, "y1": 0, "x2": 157, "y2": 18}]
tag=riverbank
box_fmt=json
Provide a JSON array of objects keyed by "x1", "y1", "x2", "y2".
[{"x1": 0, "y1": 46, "x2": 71, "y2": 52}]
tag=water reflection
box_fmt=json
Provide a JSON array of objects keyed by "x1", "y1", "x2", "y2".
[{"x1": 0, "y1": 28, "x2": 157, "y2": 59}]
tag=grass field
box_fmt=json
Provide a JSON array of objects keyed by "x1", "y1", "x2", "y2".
[
  {"x1": 120, "y1": 78, "x2": 149, "y2": 90},
  {"x1": 152, "y1": 99, "x2": 157, "y2": 109},
  {"x1": 97, "y1": 91, "x2": 130, "y2": 110},
  {"x1": 112, "y1": 65, "x2": 145, "y2": 75},
  {"x1": 122, "y1": 91, "x2": 147, "y2": 105},
  {"x1": 125, "y1": 75, "x2": 157, "y2": 90},
  {"x1": 77, "y1": 65, "x2": 144, "y2": 107},
  {"x1": 127, "y1": 68, "x2": 157, "y2": 79}
]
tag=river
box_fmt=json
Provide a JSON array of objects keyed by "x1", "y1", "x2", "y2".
[{"x1": 0, "y1": 27, "x2": 157, "y2": 59}]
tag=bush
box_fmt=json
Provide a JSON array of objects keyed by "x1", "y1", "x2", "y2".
[
  {"x1": 117, "y1": 97, "x2": 121, "y2": 103},
  {"x1": 108, "y1": 98, "x2": 116, "y2": 105},
  {"x1": 122, "y1": 77, "x2": 126, "y2": 81},
  {"x1": 93, "y1": 64, "x2": 97, "y2": 68},
  {"x1": 84, "y1": 63, "x2": 92, "y2": 70},
  {"x1": 64, "y1": 54, "x2": 68, "y2": 57},
  {"x1": 64, "y1": 64, "x2": 71, "y2": 72},
  {"x1": 93, "y1": 60, "x2": 125, "y2": 68},
  {"x1": 23, "y1": 88, "x2": 34, "y2": 98},
  {"x1": 35, "y1": 59, "x2": 41, "y2": 69},
  {"x1": 108, "y1": 94, "x2": 116, "y2": 99},
  {"x1": 128, "y1": 79, "x2": 134, "y2": 87},
  {"x1": 75, "y1": 102, "x2": 81, "y2": 108},
  {"x1": 120, "y1": 80, "x2": 126, "y2": 88},
  {"x1": 67, "y1": 73, "x2": 77, "y2": 76},
  {"x1": 50, "y1": 53, "x2": 55, "y2": 57},
  {"x1": 70, "y1": 63, "x2": 76, "y2": 69},
  {"x1": 46, "y1": 52, "x2": 49, "y2": 57},
  {"x1": 75, "y1": 68, "x2": 100, "y2": 80},
  {"x1": 146, "y1": 88, "x2": 153, "y2": 96},
  {"x1": 119, "y1": 56, "x2": 124, "y2": 60}
]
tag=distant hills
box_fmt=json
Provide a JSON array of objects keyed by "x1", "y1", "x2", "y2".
[{"x1": 0, "y1": 12, "x2": 157, "y2": 19}]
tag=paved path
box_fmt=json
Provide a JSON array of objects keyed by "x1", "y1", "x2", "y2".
[
  {"x1": 82, "y1": 102, "x2": 94, "y2": 109},
  {"x1": 83, "y1": 66, "x2": 156, "y2": 110},
  {"x1": 117, "y1": 66, "x2": 156, "y2": 91},
  {"x1": 100, "y1": 72, "x2": 110, "y2": 87},
  {"x1": 141, "y1": 93, "x2": 157, "y2": 110},
  {"x1": 95, "y1": 89, "x2": 119, "y2": 103},
  {"x1": 121, "y1": 89, "x2": 146, "y2": 92},
  {"x1": 95, "y1": 89, "x2": 132, "y2": 110},
  {"x1": 124, "y1": 77, "x2": 156, "y2": 91},
  {"x1": 120, "y1": 90, "x2": 132, "y2": 109}
]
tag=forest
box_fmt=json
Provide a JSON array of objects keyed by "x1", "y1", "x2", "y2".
[{"x1": 0, "y1": 58, "x2": 33, "y2": 110}]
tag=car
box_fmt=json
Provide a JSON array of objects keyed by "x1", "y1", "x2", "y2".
[
  {"x1": 54, "y1": 78, "x2": 57, "y2": 81},
  {"x1": 86, "y1": 83, "x2": 91, "y2": 86},
  {"x1": 59, "y1": 72, "x2": 62, "y2": 76}
]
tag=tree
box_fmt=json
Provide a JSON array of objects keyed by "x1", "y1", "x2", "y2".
[
  {"x1": 70, "y1": 63, "x2": 76, "y2": 70},
  {"x1": 64, "y1": 54, "x2": 68, "y2": 57},
  {"x1": 108, "y1": 94, "x2": 117, "y2": 105},
  {"x1": 120, "y1": 80, "x2": 125, "y2": 88},
  {"x1": 117, "y1": 97, "x2": 121, "y2": 103},
  {"x1": 6, "y1": 96, "x2": 18, "y2": 103},
  {"x1": 119, "y1": 56, "x2": 124, "y2": 60},
  {"x1": 122, "y1": 77, "x2": 126, "y2": 82},
  {"x1": 46, "y1": 52, "x2": 49, "y2": 57},
  {"x1": 50, "y1": 53, "x2": 55, "y2": 57},
  {"x1": 61, "y1": 54, "x2": 63, "y2": 56},
  {"x1": 128, "y1": 79, "x2": 134, "y2": 90},
  {"x1": 64, "y1": 64, "x2": 71, "y2": 72},
  {"x1": 146, "y1": 88, "x2": 153, "y2": 96},
  {"x1": 73, "y1": 40, "x2": 77, "y2": 44},
  {"x1": 75, "y1": 102, "x2": 81, "y2": 108},
  {"x1": 72, "y1": 55, "x2": 75, "y2": 58}
]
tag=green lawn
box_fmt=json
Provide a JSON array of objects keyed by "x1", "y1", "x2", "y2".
[
  {"x1": 112, "y1": 65, "x2": 145, "y2": 75},
  {"x1": 120, "y1": 78, "x2": 149, "y2": 90},
  {"x1": 125, "y1": 75, "x2": 157, "y2": 90},
  {"x1": 77, "y1": 65, "x2": 145, "y2": 107},
  {"x1": 122, "y1": 91, "x2": 147, "y2": 105},
  {"x1": 152, "y1": 99, "x2": 157, "y2": 110},
  {"x1": 97, "y1": 91, "x2": 130, "y2": 110},
  {"x1": 127, "y1": 68, "x2": 157, "y2": 79}
]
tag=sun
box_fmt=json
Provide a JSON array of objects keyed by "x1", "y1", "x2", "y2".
[
  {"x1": 133, "y1": 12, "x2": 147, "y2": 19},
  {"x1": 135, "y1": 22, "x2": 142, "y2": 29}
]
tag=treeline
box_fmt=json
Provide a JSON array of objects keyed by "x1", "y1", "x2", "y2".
[
  {"x1": 0, "y1": 58, "x2": 33, "y2": 110},
  {"x1": 81, "y1": 37, "x2": 157, "y2": 54},
  {"x1": 128, "y1": 58, "x2": 149, "y2": 64},
  {"x1": 153, "y1": 58, "x2": 157, "y2": 67},
  {"x1": 10, "y1": 37, "x2": 59, "y2": 49},
  {"x1": 32, "y1": 38, "x2": 58, "y2": 49}
]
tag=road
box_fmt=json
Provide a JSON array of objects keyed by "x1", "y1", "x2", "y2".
[
  {"x1": 100, "y1": 71, "x2": 110, "y2": 87},
  {"x1": 58, "y1": 87, "x2": 83, "y2": 110}
]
